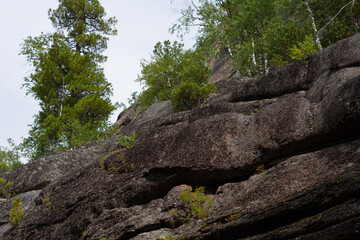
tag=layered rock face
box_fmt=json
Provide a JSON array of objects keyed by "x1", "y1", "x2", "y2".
[{"x1": 1, "y1": 34, "x2": 360, "y2": 240}]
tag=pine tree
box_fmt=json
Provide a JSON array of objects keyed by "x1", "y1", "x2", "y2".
[{"x1": 20, "y1": 0, "x2": 117, "y2": 160}]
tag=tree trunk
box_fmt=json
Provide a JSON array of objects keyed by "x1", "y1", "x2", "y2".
[{"x1": 303, "y1": 0, "x2": 323, "y2": 49}]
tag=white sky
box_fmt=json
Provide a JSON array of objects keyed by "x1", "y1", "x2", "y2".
[{"x1": 0, "y1": 0, "x2": 196, "y2": 153}]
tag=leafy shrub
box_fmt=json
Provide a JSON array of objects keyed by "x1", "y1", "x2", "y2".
[
  {"x1": 0, "y1": 178, "x2": 13, "y2": 200},
  {"x1": 180, "y1": 186, "x2": 213, "y2": 219},
  {"x1": 9, "y1": 197, "x2": 24, "y2": 226},
  {"x1": 171, "y1": 80, "x2": 216, "y2": 111},
  {"x1": 289, "y1": 35, "x2": 320, "y2": 61},
  {"x1": 137, "y1": 41, "x2": 211, "y2": 112},
  {"x1": 0, "y1": 139, "x2": 22, "y2": 175},
  {"x1": 116, "y1": 133, "x2": 136, "y2": 149}
]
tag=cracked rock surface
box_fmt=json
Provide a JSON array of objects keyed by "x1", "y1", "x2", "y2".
[{"x1": 1, "y1": 34, "x2": 360, "y2": 240}]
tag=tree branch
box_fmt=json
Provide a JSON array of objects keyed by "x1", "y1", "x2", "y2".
[{"x1": 316, "y1": 0, "x2": 356, "y2": 40}]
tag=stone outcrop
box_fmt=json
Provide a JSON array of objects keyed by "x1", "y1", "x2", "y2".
[
  {"x1": 1, "y1": 34, "x2": 360, "y2": 239},
  {"x1": 208, "y1": 48, "x2": 237, "y2": 83}
]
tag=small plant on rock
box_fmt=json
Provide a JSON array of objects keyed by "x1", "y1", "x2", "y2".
[
  {"x1": 168, "y1": 209, "x2": 179, "y2": 228},
  {"x1": 42, "y1": 196, "x2": 52, "y2": 208},
  {"x1": 99, "y1": 149, "x2": 120, "y2": 169},
  {"x1": 180, "y1": 186, "x2": 213, "y2": 219},
  {"x1": 0, "y1": 177, "x2": 13, "y2": 200},
  {"x1": 107, "y1": 166, "x2": 119, "y2": 173},
  {"x1": 116, "y1": 132, "x2": 136, "y2": 149},
  {"x1": 225, "y1": 212, "x2": 243, "y2": 222},
  {"x1": 255, "y1": 164, "x2": 266, "y2": 174},
  {"x1": 9, "y1": 197, "x2": 24, "y2": 226},
  {"x1": 0, "y1": 178, "x2": 12, "y2": 199}
]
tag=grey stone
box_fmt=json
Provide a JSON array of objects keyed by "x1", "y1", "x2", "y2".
[
  {"x1": 132, "y1": 100, "x2": 173, "y2": 126},
  {"x1": 3, "y1": 33, "x2": 360, "y2": 240}
]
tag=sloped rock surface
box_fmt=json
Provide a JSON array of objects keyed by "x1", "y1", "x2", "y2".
[
  {"x1": 208, "y1": 48, "x2": 236, "y2": 83},
  {"x1": 5, "y1": 137, "x2": 118, "y2": 196},
  {"x1": 1, "y1": 34, "x2": 360, "y2": 239}
]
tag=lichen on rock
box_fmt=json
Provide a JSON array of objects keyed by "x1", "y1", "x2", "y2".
[{"x1": 1, "y1": 33, "x2": 360, "y2": 240}]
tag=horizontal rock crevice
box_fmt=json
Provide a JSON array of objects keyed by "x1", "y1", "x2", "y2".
[{"x1": 2, "y1": 33, "x2": 360, "y2": 240}]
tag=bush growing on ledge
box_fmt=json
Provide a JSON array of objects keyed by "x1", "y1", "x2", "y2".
[
  {"x1": 180, "y1": 186, "x2": 213, "y2": 219},
  {"x1": 9, "y1": 197, "x2": 24, "y2": 226},
  {"x1": 0, "y1": 178, "x2": 13, "y2": 200},
  {"x1": 136, "y1": 40, "x2": 212, "y2": 112},
  {"x1": 171, "y1": 80, "x2": 216, "y2": 111},
  {"x1": 116, "y1": 132, "x2": 136, "y2": 149}
]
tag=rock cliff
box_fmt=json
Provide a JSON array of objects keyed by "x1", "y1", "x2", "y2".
[{"x1": 1, "y1": 33, "x2": 360, "y2": 240}]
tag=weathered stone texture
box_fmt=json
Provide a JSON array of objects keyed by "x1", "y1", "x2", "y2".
[{"x1": 1, "y1": 33, "x2": 360, "y2": 240}]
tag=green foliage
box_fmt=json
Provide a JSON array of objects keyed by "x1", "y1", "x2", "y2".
[
  {"x1": 0, "y1": 178, "x2": 13, "y2": 200},
  {"x1": 171, "y1": 80, "x2": 216, "y2": 111},
  {"x1": 99, "y1": 156, "x2": 107, "y2": 169},
  {"x1": 289, "y1": 35, "x2": 320, "y2": 60},
  {"x1": 9, "y1": 198, "x2": 24, "y2": 226},
  {"x1": 116, "y1": 133, "x2": 136, "y2": 149},
  {"x1": 225, "y1": 212, "x2": 243, "y2": 222},
  {"x1": 168, "y1": 209, "x2": 179, "y2": 228},
  {"x1": 180, "y1": 186, "x2": 213, "y2": 219},
  {"x1": 309, "y1": 0, "x2": 360, "y2": 48},
  {"x1": 98, "y1": 149, "x2": 119, "y2": 169},
  {"x1": 42, "y1": 197, "x2": 51, "y2": 207},
  {"x1": 332, "y1": 178, "x2": 346, "y2": 185},
  {"x1": 20, "y1": 0, "x2": 118, "y2": 160},
  {"x1": 171, "y1": 0, "x2": 360, "y2": 76},
  {"x1": 255, "y1": 164, "x2": 266, "y2": 174},
  {"x1": 137, "y1": 40, "x2": 213, "y2": 111},
  {"x1": 42, "y1": 196, "x2": 56, "y2": 210},
  {"x1": 0, "y1": 139, "x2": 22, "y2": 175},
  {"x1": 107, "y1": 166, "x2": 119, "y2": 173},
  {"x1": 48, "y1": 0, "x2": 117, "y2": 62}
]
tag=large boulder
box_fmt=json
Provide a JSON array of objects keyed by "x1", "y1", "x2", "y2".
[
  {"x1": 1, "y1": 33, "x2": 360, "y2": 239},
  {"x1": 132, "y1": 100, "x2": 173, "y2": 126}
]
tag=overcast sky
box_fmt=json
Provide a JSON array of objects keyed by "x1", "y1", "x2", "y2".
[{"x1": 0, "y1": 0, "x2": 196, "y2": 154}]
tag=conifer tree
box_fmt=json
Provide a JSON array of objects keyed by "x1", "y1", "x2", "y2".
[{"x1": 20, "y1": 0, "x2": 117, "y2": 160}]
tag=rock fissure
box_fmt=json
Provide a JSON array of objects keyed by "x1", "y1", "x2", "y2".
[
  {"x1": 194, "y1": 179, "x2": 360, "y2": 240},
  {"x1": 2, "y1": 33, "x2": 360, "y2": 239},
  {"x1": 262, "y1": 135, "x2": 360, "y2": 169}
]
